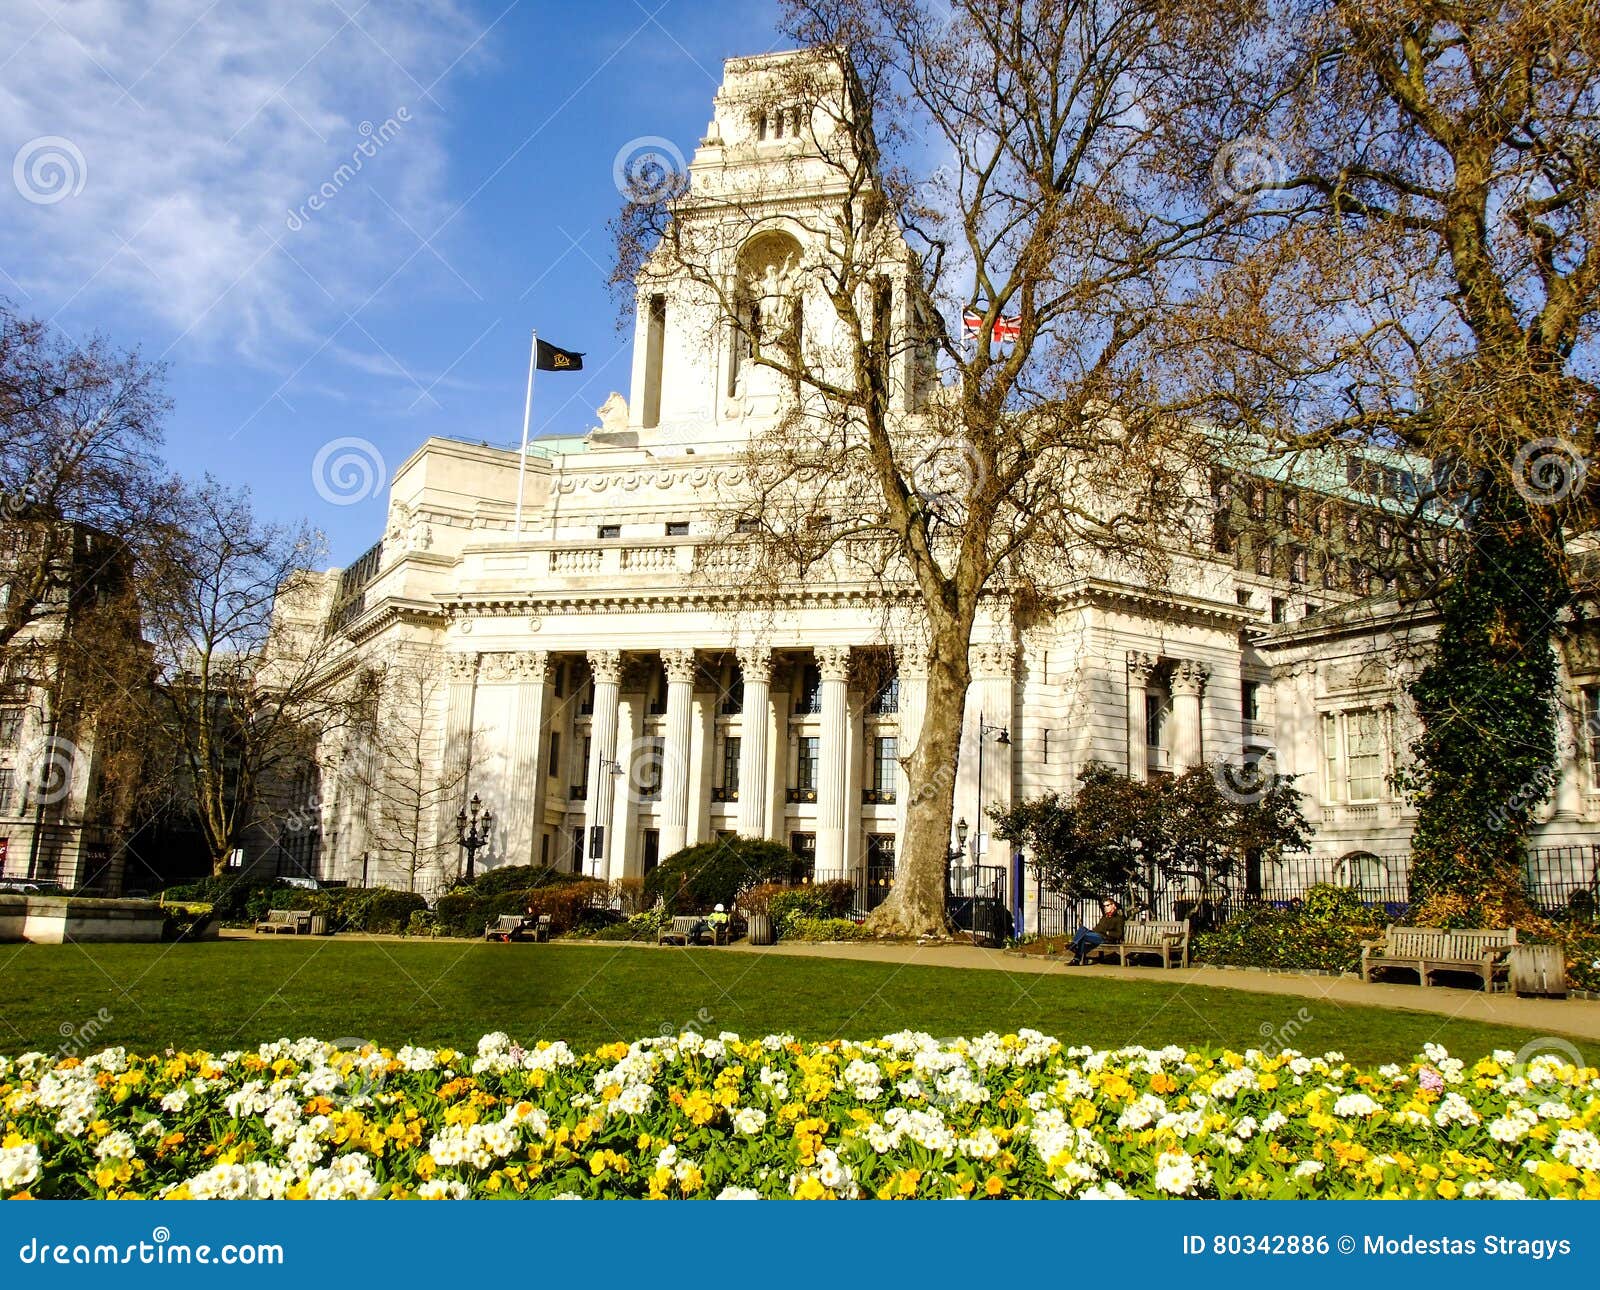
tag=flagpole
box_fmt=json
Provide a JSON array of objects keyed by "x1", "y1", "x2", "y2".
[{"x1": 514, "y1": 329, "x2": 537, "y2": 535}]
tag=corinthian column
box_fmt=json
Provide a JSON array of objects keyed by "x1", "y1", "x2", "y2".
[
  {"x1": 1126, "y1": 652, "x2": 1157, "y2": 782},
  {"x1": 1171, "y1": 659, "x2": 1210, "y2": 773},
  {"x1": 815, "y1": 645, "x2": 852, "y2": 880},
  {"x1": 736, "y1": 646, "x2": 773, "y2": 838},
  {"x1": 659, "y1": 649, "x2": 697, "y2": 857},
  {"x1": 506, "y1": 651, "x2": 550, "y2": 866},
  {"x1": 584, "y1": 649, "x2": 623, "y2": 878}
]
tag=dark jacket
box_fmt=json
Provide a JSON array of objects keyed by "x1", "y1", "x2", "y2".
[{"x1": 1093, "y1": 910, "x2": 1126, "y2": 943}]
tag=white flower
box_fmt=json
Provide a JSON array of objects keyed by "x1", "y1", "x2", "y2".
[
  {"x1": 716, "y1": 1186, "x2": 761, "y2": 1199},
  {"x1": 733, "y1": 1108, "x2": 767, "y2": 1136},
  {"x1": 417, "y1": 1179, "x2": 470, "y2": 1199},
  {"x1": 1293, "y1": 1160, "x2": 1324, "y2": 1179},
  {"x1": 1153, "y1": 1150, "x2": 1200, "y2": 1196},
  {"x1": 1333, "y1": 1093, "x2": 1381, "y2": 1119},
  {"x1": 0, "y1": 1141, "x2": 41, "y2": 1193}
]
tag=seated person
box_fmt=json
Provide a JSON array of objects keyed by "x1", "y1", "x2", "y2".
[
  {"x1": 1069, "y1": 898, "x2": 1125, "y2": 965},
  {"x1": 706, "y1": 904, "x2": 730, "y2": 939}
]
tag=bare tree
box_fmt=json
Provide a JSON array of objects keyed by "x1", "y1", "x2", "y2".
[
  {"x1": 1172, "y1": 0, "x2": 1600, "y2": 917},
  {"x1": 138, "y1": 478, "x2": 365, "y2": 876},
  {"x1": 341, "y1": 653, "x2": 472, "y2": 893},
  {"x1": 0, "y1": 302, "x2": 173, "y2": 656},
  {"x1": 614, "y1": 2, "x2": 1240, "y2": 934}
]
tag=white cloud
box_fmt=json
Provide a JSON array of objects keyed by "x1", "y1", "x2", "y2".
[{"x1": 0, "y1": 0, "x2": 485, "y2": 365}]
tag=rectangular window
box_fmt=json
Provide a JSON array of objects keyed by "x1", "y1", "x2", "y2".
[
  {"x1": 719, "y1": 673, "x2": 744, "y2": 715},
  {"x1": 0, "y1": 766, "x2": 13, "y2": 812},
  {"x1": 1283, "y1": 491, "x2": 1299, "y2": 527},
  {"x1": 576, "y1": 735, "x2": 592, "y2": 791},
  {"x1": 572, "y1": 827, "x2": 585, "y2": 871},
  {"x1": 665, "y1": 521, "x2": 689, "y2": 537},
  {"x1": 1321, "y1": 713, "x2": 1341, "y2": 802},
  {"x1": 598, "y1": 524, "x2": 621, "y2": 540},
  {"x1": 734, "y1": 517, "x2": 759, "y2": 534},
  {"x1": 796, "y1": 736, "x2": 819, "y2": 792},
  {"x1": 643, "y1": 293, "x2": 666, "y2": 429},
  {"x1": 1255, "y1": 544, "x2": 1273, "y2": 578},
  {"x1": 642, "y1": 829, "x2": 661, "y2": 875},
  {"x1": 638, "y1": 738, "x2": 663, "y2": 799},
  {"x1": 1145, "y1": 691, "x2": 1164, "y2": 749},
  {"x1": 1585, "y1": 688, "x2": 1600, "y2": 788},
  {"x1": 0, "y1": 708, "x2": 20, "y2": 746},
  {"x1": 1241, "y1": 680, "x2": 1260, "y2": 723},
  {"x1": 796, "y1": 664, "x2": 822, "y2": 714},
  {"x1": 1289, "y1": 546, "x2": 1308, "y2": 584},
  {"x1": 873, "y1": 736, "x2": 898, "y2": 795},
  {"x1": 1345, "y1": 510, "x2": 1362, "y2": 543},
  {"x1": 547, "y1": 731, "x2": 561, "y2": 777},
  {"x1": 1346, "y1": 709, "x2": 1382, "y2": 801},
  {"x1": 790, "y1": 832, "x2": 816, "y2": 884},
  {"x1": 867, "y1": 673, "x2": 899, "y2": 715},
  {"x1": 1248, "y1": 484, "x2": 1266, "y2": 520},
  {"x1": 1321, "y1": 558, "x2": 1339, "y2": 591},
  {"x1": 721, "y1": 736, "x2": 741, "y2": 791}
]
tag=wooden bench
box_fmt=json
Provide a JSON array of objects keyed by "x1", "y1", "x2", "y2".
[
  {"x1": 1360, "y1": 925, "x2": 1517, "y2": 989},
  {"x1": 484, "y1": 913, "x2": 552, "y2": 943},
  {"x1": 255, "y1": 908, "x2": 312, "y2": 935},
  {"x1": 658, "y1": 915, "x2": 707, "y2": 946},
  {"x1": 1085, "y1": 919, "x2": 1191, "y2": 969}
]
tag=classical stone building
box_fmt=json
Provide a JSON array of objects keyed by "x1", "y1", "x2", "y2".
[{"x1": 283, "y1": 51, "x2": 1597, "y2": 925}]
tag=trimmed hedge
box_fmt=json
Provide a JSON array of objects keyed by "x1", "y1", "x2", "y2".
[
  {"x1": 767, "y1": 881, "x2": 854, "y2": 936},
  {"x1": 1191, "y1": 884, "x2": 1387, "y2": 974},
  {"x1": 643, "y1": 838, "x2": 801, "y2": 913},
  {"x1": 430, "y1": 878, "x2": 610, "y2": 939}
]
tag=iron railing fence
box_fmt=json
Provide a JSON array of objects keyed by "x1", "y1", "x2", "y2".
[{"x1": 1033, "y1": 843, "x2": 1600, "y2": 937}]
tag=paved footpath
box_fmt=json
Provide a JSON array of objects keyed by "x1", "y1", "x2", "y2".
[{"x1": 722, "y1": 939, "x2": 1600, "y2": 1043}]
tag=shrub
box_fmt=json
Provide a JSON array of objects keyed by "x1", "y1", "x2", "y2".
[
  {"x1": 161, "y1": 905, "x2": 215, "y2": 943},
  {"x1": 783, "y1": 916, "x2": 870, "y2": 942},
  {"x1": 735, "y1": 882, "x2": 786, "y2": 917},
  {"x1": 429, "y1": 879, "x2": 610, "y2": 938},
  {"x1": 766, "y1": 881, "x2": 856, "y2": 937},
  {"x1": 405, "y1": 909, "x2": 435, "y2": 938},
  {"x1": 642, "y1": 838, "x2": 800, "y2": 913},
  {"x1": 593, "y1": 909, "x2": 668, "y2": 942},
  {"x1": 1191, "y1": 885, "x2": 1387, "y2": 974},
  {"x1": 161, "y1": 876, "x2": 283, "y2": 923}
]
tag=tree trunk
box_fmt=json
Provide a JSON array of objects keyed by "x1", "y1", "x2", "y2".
[{"x1": 866, "y1": 646, "x2": 969, "y2": 937}]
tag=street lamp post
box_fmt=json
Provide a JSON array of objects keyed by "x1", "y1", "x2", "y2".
[{"x1": 455, "y1": 793, "x2": 494, "y2": 883}]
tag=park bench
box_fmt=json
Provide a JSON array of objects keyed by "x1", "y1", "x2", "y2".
[
  {"x1": 1360, "y1": 925, "x2": 1517, "y2": 989},
  {"x1": 658, "y1": 914, "x2": 707, "y2": 946},
  {"x1": 484, "y1": 913, "x2": 552, "y2": 943},
  {"x1": 255, "y1": 908, "x2": 312, "y2": 935},
  {"x1": 1085, "y1": 919, "x2": 1191, "y2": 969}
]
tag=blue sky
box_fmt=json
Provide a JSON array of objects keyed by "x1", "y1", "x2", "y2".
[{"x1": 1, "y1": 0, "x2": 784, "y2": 564}]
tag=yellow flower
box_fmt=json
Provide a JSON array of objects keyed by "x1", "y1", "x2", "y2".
[
  {"x1": 793, "y1": 1177, "x2": 829, "y2": 1200},
  {"x1": 984, "y1": 1177, "x2": 1005, "y2": 1197}
]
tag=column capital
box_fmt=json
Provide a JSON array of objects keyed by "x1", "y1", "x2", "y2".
[
  {"x1": 1172, "y1": 659, "x2": 1211, "y2": 695},
  {"x1": 894, "y1": 643, "x2": 930, "y2": 679},
  {"x1": 587, "y1": 649, "x2": 624, "y2": 686},
  {"x1": 816, "y1": 645, "x2": 852, "y2": 682},
  {"x1": 1126, "y1": 651, "x2": 1159, "y2": 683},
  {"x1": 736, "y1": 646, "x2": 773, "y2": 684},
  {"x1": 662, "y1": 648, "x2": 698, "y2": 685},
  {"x1": 445, "y1": 652, "x2": 479, "y2": 682},
  {"x1": 970, "y1": 641, "x2": 1015, "y2": 678}
]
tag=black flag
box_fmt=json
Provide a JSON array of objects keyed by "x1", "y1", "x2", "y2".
[{"x1": 535, "y1": 339, "x2": 584, "y2": 372}]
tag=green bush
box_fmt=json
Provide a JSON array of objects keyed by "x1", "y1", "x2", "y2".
[
  {"x1": 161, "y1": 905, "x2": 215, "y2": 942},
  {"x1": 405, "y1": 909, "x2": 435, "y2": 938},
  {"x1": 161, "y1": 875, "x2": 284, "y2": 922},
  {"x1": 1192, "y1": 885, "x2": 1387, "y2": 973},
  {"x1": 768, "y1": 881, "x2": 855, "y2": 934},
  {"x1": 593, "y1": 909, "x2": 668, "y2": 942},
  {"x1": 642, "y1": 838, "x2": 800, "y2": 913},
  {"x1": 783, "y1": 916, "x2": 870, "y2": 942},
  {"x1": 429, "y1": 879, "x2": 610, "y2": 938}
]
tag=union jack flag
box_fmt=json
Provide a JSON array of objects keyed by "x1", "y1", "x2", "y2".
[{"x1": 962, "y1": 307, "x2": 1021, "y2": 344}]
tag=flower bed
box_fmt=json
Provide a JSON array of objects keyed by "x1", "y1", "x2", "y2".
[{"x1": 2, "y1": 1032, "x2": 1596, "y2": 1199}]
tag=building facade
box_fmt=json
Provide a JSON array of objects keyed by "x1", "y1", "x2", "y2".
[{"x1": 286, "y1": 52, "x2": 1598, "y2": 924}]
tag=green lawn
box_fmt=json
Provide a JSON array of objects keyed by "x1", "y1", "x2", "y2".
[{"x1": 0, "y1": 939, "x2": 1573, "y2": 1063}]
